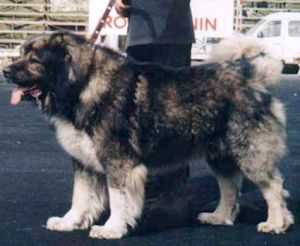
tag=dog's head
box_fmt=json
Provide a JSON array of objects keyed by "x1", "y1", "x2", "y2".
[{"x1": 3, "y1": 32, "x2": 93, "y2": 109}]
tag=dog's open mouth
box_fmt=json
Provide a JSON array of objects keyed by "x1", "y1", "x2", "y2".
[{"x1": 10, "y1": 86, "x2": 42, "y2": 105}]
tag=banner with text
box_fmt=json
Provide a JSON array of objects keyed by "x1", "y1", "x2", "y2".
[
  {"x1": 89, "y1": 0, "x2": 128, "y2": 35},
  {"x1": 89, "y1": 0, "x2": 234, "y2": 38},
  {"x1": 191, "y1": 0, "x2": 234, "y2": 38}
]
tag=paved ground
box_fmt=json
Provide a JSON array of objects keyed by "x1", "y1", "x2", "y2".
[{"x1": 0, "y1": 76, "x2": 299, "y2": 246}]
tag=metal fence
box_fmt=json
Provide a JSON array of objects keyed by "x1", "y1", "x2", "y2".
[{"x1": 0, "y1": 0, "x2": 88, "y2": 57}]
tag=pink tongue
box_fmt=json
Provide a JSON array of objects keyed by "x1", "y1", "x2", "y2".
[{"x1": 10, "y1": 88, "x2": 25, "y2": 105}]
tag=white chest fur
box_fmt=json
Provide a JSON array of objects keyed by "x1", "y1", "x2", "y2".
[{"x1": 51, "y1": 117, "x2": 104, "y2": 173}]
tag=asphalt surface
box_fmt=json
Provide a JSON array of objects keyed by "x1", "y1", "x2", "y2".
[{"x1": 0, "y1": 75, "x2": 299, "y2": 246}]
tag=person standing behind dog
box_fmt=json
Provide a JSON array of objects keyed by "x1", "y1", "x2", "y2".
[
  {"x1": 115, "y1": 0, "x2": 195, "y2": 223},
  {"x1": 115, "y1": 0, "x2": 195, "y2": 66}
]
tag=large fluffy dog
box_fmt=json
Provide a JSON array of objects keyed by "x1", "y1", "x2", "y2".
[{"x1": 3, "y1": 32, "x2": 294, "y2": 239}]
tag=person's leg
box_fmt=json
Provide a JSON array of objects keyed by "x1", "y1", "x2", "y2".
[
  {"x1": 126, "y1": 43, "x2": 192, "y2": 67},
  {"x1": 126, "y1": 45, "x2": 155, "y2": 63},
  {"x1": 126, "y1": 43, "x2": 192, "y2": 222},
  {"x1": 151, "y1": 43, "x2": 192, "y2": 67}
]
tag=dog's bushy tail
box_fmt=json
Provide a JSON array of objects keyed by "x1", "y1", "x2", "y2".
[{"x1": 209, "y1": 37, "x2": 283, "y2": 87}]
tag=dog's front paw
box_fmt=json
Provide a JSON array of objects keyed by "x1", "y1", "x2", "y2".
[
  {"x1": 198, "y1": 212, "x2": 234, "y2": 225},
  {"x1": 89, "y1": 225, "x2": 127, "y2": 239},
  {"x1": 46, "y1": 215, "x2": 91, "y2": 232},
  {"x1": 46, "y1": 209, "x2": 95, "y2": 232},
  {"x1": 46, "y1": 216, "x2": 76, "y2": 231}
]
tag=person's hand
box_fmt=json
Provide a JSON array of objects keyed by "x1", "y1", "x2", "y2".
[{"x1": 115, "y1": 0, "x2": 130, "y2": 17}]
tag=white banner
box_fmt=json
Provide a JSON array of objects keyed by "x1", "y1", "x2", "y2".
[
  {"x1": 191, "y1": 0, "x2": 234, "y2": 38},
  {"x1": 89, "y1": 0, "x2": 128, "y2": 35},
  {"x1": 89, "y1": 0, "x2": 234, "y2": 38}
]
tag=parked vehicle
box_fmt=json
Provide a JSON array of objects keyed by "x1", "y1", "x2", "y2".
[{"x1": 246, "y1": 12, "x2": 300, "y2": 74}]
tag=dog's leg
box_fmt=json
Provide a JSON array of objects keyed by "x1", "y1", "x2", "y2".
[
  {"x1": 89, "y1": 164, "x2": 147, "y2": 239},
  {"x1": 198, "y1": 172, "x2": 242, "y2": 225},
  {"x1": 242, "y1": 167, "x2": 294, "y2": 234},
  {"x1": 257, "y1": 172, "x2": 294, "y2": 234},
  {"x1": 237, "y1": 128, "x2": 294, "y2": 234},
  {"x1": 47, "y1": 160, "x2": 108, "y2": 231}
]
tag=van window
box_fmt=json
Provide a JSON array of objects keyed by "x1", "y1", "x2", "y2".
[
  {"x1": 258, "y1": 20, "x2": 281, "y2": 38},
  {"x1": 246, "y1": 19, "x2": 266, "y2": 35},
  {"x1": 288, "y1": 21, "x2": 300, "y2": 37}
]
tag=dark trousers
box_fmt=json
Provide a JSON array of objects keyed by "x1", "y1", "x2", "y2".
[
  {"x1": 127, "y1": 43, "x2": 192, "y2": 67},
  {"x1": 127, "y1": 43, "x2": 192, "y2": 199}
]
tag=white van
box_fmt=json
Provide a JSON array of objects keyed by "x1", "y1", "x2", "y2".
[{"x1": 246, "y1": 12, "x2": 300, "y2": 73}]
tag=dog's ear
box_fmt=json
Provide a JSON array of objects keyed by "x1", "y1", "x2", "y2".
[
  {"x1": 48, "y1": 32, "x2": 86, "y2": 61},
  {"x1": 47, "y1": 32, "x2": 93, "y2": 84},
  {"x1": 21, "y1": 34, "x2": 49, "y2": 56},
  {"x1": 48, "y1": 33, "x2": 71, "y2": 59},
  {"x1": 46, "y1": 33, "x2": 81, "y2": 81}
]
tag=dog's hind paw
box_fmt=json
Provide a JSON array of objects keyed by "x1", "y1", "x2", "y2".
[
  {"x1": 89, "y1": 225, "x2": 127, "y2": 239},
  {"x1": 257, "y1": 209, "x2": 294, "y2": 234},
  {"x1": 257, "y1": 221, "x2": 287, "y2": 234},
  {"x1": 198, "y1": 212, "x2": 234, "y2": 226}
]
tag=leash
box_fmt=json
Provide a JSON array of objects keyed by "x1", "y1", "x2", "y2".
[{"x1": 89, "y1": 0, "x2": 116, "y2": 44}]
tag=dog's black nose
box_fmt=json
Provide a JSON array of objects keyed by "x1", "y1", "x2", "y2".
[{"x1": 2, "y1": 67, "x2": 11, "y2": 79}]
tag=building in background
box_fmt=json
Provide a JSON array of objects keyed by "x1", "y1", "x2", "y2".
[{"x1": 0, "y1": 0, "x2": 88, "y2": 57}]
